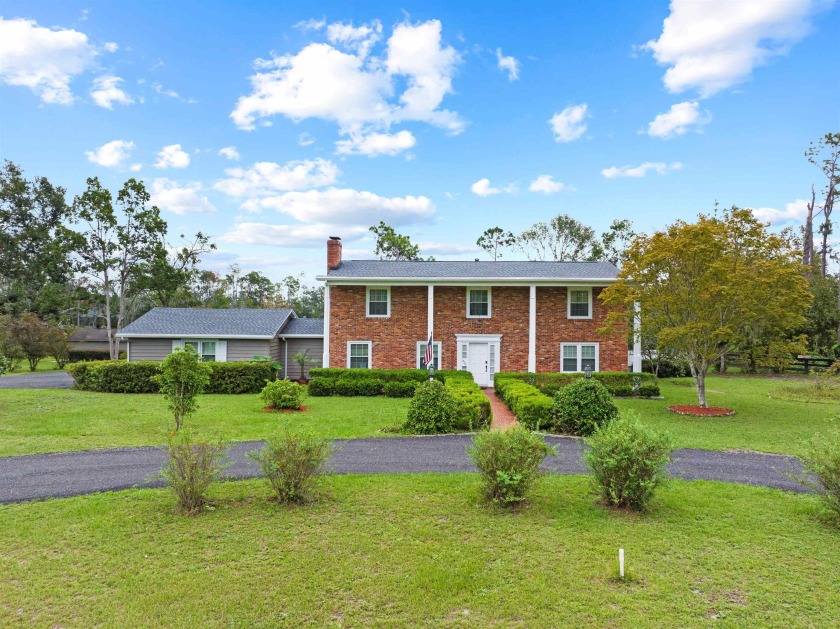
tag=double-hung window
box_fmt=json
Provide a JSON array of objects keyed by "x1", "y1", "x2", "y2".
[
  {"x1": 568, "y1": 288, "x2": 592, "y2": 319},
  {"x1": 183, "y1": 340, "x2": 217, "y2": 362},
  {"x1": 417, "y1": 341, "x2": 441, "y2": 369},
  {"x1": 561, "y1": 343, "x2": 599, "y2": 373},
  {"x1": 467, "y1": 287, "x2": 491, "y2": 318},
  {"x1": 348, "y1": 341, "x2": 372, "y2": 369},
  {"x1": 366, "y1": 287, "x2": 390, "y2": 317}
]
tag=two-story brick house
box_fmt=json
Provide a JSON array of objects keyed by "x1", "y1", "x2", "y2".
[{"x1": 317, "y1": 237, "x2": 632, "y2": 386}]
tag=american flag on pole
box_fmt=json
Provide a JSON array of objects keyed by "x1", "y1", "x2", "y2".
[{"x1": 424, "y1": 332, "x2": 434, "y2": 367}]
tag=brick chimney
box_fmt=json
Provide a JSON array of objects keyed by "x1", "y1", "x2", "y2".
[{"x1": 327, "y1": 236, "x2": 342, "y2": 271}]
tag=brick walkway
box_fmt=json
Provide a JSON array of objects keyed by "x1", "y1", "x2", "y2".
[{"x1": 483, "y1": 388, "x2": 518, "y2": 430}]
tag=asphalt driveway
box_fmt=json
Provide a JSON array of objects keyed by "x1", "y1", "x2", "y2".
[
  {"x1": 0, "y1": 371, "x2": 74, "y2": 389},
  {"x1": 0, "y1": 434, "x2": 809, "y2": 504}
]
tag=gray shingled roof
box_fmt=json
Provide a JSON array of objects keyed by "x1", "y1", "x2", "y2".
[
  {"x1": 326, "y1": 260, "x2": 619, "y2": 279},
  {"x1": 118, "y1": 308, "x2": 293, "y2": 337},
  {"x1": 280, "y1": 317, "x2": 324, "y2": 336}
]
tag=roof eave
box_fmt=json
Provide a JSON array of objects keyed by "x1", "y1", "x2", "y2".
[
  {"x1": 316, "y1": 276, "x2": 617, "y2": 285},
  {"x1": 117, "y1": 333, "x2": 276, "y2": 340}
]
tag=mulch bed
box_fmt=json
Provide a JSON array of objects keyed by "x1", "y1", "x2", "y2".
[
  {"x1": 262, "y1": 406, "x2": 308, "y2": 413},
  {"x1": 668, "y1": 405, "x2": 735, "y2": 417}
]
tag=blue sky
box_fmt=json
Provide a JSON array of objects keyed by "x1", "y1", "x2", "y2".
[{"x1": 1, "y1": 0, "x2": 838, "y2": 283}]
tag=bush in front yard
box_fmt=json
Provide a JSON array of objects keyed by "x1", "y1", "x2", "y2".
[
  {"x1": 584, "y1": 413, "x2": 672, "y2": 511},
  {"x1": 550, "y1": 379, "x2": 618, "y2": 436},
  {"x1": 446, "y1": 378, "x2": 492, "y2": 430},
  {"x1": 260, "y1": 379, "x2": 304, "y2": 410},
  {"x1": 154, "y1": 346, "x2": 212, "y2": 431},
  {"x1": 795, "y1": 422, "x2": 840, "y2": 523},
  {"x1": 0, "y1": 355, "x2": 10, "y2": 376},
  {"x1": 467, "y1": 426, "x2": 555, "y2": 505},
  {"x1": 249, "y1": 430, "x2": 333, "y2": 504},
  {"x1": 206, "y1": 361, "x2": 276, "y2": 394},
  {"x1": 403, "y1": 380, "x2": 457, "y2": 434},
  {"x1": 307, "y1": 377, "x2": 335, "y2": 396},
  {"x1": 159, "y1": 431, "x2": 228, "y2": 515},
  {"x1": 334, "y1": 377, "x2": 383, "y2": 396},
  {"x1": 383, "y1": 380, "x2": 418, "y2": 398}
]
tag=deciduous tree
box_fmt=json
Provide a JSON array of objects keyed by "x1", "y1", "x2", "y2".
[
  {"x1": 476, "y1": 227, "x2": 516, "y2": 261},
  {"x1": 369, "y1": 221, "x2": 425, "y2": 260}
]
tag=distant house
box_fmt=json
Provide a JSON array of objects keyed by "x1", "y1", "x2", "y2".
[
  {"x1": 69, "y1": 328, "x2": 125, "y2": 353},
  {"x1": 316, "y1": 237, "x2": 634, "y2": 386},
  {"x1": 116, "y1": 308, "x2": 324, "y2": 379}
]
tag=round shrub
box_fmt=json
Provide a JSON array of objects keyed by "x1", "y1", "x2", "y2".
[
  {"x1": 357, "y1": 378, "x2": 384, "y2": 396},
  {"x1": 384, "y1": 380, "x2": 418, "y2": 398},
  {"x1": 307, "y1": 378, "x2": 335, "y2": 396},
  {"x1": 403, "y1": 380, "x2": 458, "y2": 434},
  {"x1": 550, "y1": 378, "x2": 618, "y2": 436},
  {"x1": 260, "y1": 379, "x2": 304, "y2": 410},
  {"x1": 584, "y1": 412, "x2": 672, "y2": 510}
]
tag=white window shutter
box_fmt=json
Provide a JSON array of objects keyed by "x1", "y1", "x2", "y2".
[
  {"x1": 216, "y1": 340, "x2": 228, "y2": 362},
  {"x1": 172, "y1": 339, "x2": 184, "y2": 353}
]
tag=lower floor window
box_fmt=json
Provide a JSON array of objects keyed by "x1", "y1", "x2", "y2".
[
  {"x1": 348, "y1": 341, "x2": 371, "y2": 369},
  {"x1": 561, "y1": 343, "x2": 599, "y2": 373},
  {"x1": 417, "y1": 342, "x2": 441, "y2": 369},
  {"x1": 184, "y1": 340, "x2": 217, "y2": 362}
]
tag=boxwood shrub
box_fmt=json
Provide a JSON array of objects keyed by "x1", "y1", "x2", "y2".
[
  {"x1": 67, "y1": 360, "x2": 276, "y2": 393},
  {"x1": 446, "y1": 377, "x2": 492, "y2": 430},
  {"x1": 383, "y1": 380, "x2": 418, "y2": 398},
  {"x1": 68, "y1": 350, "x2": 126, "y2": 363},
  {"x1": 494, "y1": 371, "x2": 660, "y2": 398},
  {"x1": 493, "y1": 378, "x2": 552, "y2": 430}
]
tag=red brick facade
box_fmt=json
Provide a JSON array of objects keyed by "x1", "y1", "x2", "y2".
[{"x1": 328, "y1": 284, "x2": 628, "y2": 373}]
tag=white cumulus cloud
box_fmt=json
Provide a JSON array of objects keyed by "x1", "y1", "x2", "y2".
[
  {"x1": 471, "y1": 178, "x2": 517, "y2": 197},
  {"x1": 0, "y1": 17, "x2": 98, "y2": 104},
  {"x1": 230, "y1": 19, "x2": 463, "y2": 152},
  {"x1": 218, "y1": 146, "x2": 240, "y2": 161},
  {"x1": 496, "y1": 48, "x2": 519, "y2": 81},
  {"x1": 751, "y1": 199, "x2": 811, "y2": 225},
  {"x1": 154, "y1": 144, "x2": 190, "y2": 169},
  {"x1": 529, "y1": 175, "x2": 566, "y2": 194},
  {"x1": 549, "y1": 104, "x2": 588, "y2": 142},
  {"x1": 214, "y1": 158, "x2": 339, "y2": 198},
  {"x1": 601, "y1": 162, "x2": 683, "y2": 179},
  {"x1": 150, "y1": 179, "x2": 216, "y2": 215},
  {"x1": 221, "y1": 222, "x2": 368, "y2": 248},
  {"x1": 643, "y1": 0, "x2": 827, "y2": 97},
  {"x1": 647, "y1": 101, "x2": 712, "y2": 139},
  {"x1": 90, "y1": 75, "x2": 134, "y2": 109},
  {"x1": 85, "y1": 140, "x2": 135, "y2": 168},
  {"x1": 335, "y1": 130, "x2": 416, "y2": 156}
]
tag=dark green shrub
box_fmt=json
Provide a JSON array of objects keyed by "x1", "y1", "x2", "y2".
[
  {"x1": 638, "y1": 383, "x2": 660, "y2": 397},
  {"x1": 357, "y1": 378, "x2": 384, "y2": 396},
  {"x1": 0, "y1": 355, "x2": 10, "y2": 376},
  {"x1": 335, "y1": 377, "x2": 380, "y2": 396},
  {"x1": 585, "y1": 413, "x2": 673, "y2": 510},
  {"x1": 494, "y1": 371, "x2": 660, "y2": 397},
  {"x1": 612, "y1": 385, "x2": 634, "y2": 397},
  {"x1": 794, "y1": 422, "x2": 840, "y2": 522},
  {"x1": 159, "y1": 431, "x2": 228, "y2": 515},
  {"x1": 403, "y1": 380, "x2": 458, "y2": 434},
  {"x1": 494, "y1": 378, "x2": 552, "y2": 430},
  {"x1": 446, "y1": 378, "x2": 492, "y2": 430},
  {"x1": 307, "y1": 377, "x2": 335, "y2": 396},
  {"x1": 206, "y1": 361, "x2": 276, "y2": 394},
  {"x1": 467, "y1": 426, "x2": 555, "y2": 504},
  {"x1": 260, "y1": 379, "x2": 304, "y2": 410},
  {"x1": 68, "y1": 349, "x2": 126, "y2": 362},
  {"x1": 384, "y1": 380, "x2": 418, "y2": 398},
  {"x1": 248, "y1": 430, "x2": 333, "y2": 504},
  {"x1": 550, "y1": 379, "x2": 618, "y2": 436},
  {"x1": 642, "y1": 358, "x2": 690, "y2": 378},
  {"x1": 153, "y1": 347, "x2": 212, "y2": 431}
]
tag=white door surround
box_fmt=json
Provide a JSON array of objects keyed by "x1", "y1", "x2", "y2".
[{"x1": 456, "y1": 334, "x2": 501, "y2": 387}]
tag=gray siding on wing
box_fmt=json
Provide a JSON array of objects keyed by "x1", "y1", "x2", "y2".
[
  {"x1": 280, "y1": 338, "x2": 324, "y2": 380},
  {"x1": 269, "y1": 337, "x2": 282, "y2": 363},
  {"x1": 226, "y1": 339, "x2": 271, "y2": 362},
  {"x1": 128, "y1": 338, "x2": 173, "y2": 361}
]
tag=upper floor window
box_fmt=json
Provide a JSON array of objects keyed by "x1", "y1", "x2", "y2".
[
  {"x1": 467, "y1": 287, "x2": 491, "y2": 318},
  {"x1": 568, "y1": 288, "x2": 592, "y2": 319},
  {"x1": 348, "y1": 341, "x2": 372, "y2": 369},
  {"x1": 366, "y1": 287, "x2": 390, "y2": 317}
]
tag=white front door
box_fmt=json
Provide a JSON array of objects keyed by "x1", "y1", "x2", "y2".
[{"x1": 468, "y1": 342, "x2": 490, "y2": 386}]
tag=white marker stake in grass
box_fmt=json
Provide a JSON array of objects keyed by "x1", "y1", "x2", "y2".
[{"x1": 619, "y1": 548, "x2": 625, "y2": 578}]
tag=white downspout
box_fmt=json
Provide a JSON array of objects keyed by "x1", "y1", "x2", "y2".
[
  {"x1": 283, "y1": 337, "x2": 289, "y2": 380},
  {"x1": 528, "y1": 285, "x2": 537, "y2": 373},
  {"x1": 633, "y1": 301, "x2": 642, "y2": 373},
  {"x1": 323, "y1": 283, "x2": 331, "y2": 368}
]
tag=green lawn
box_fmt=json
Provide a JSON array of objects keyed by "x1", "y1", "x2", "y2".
[
  {"x1": 6, "y1": 357, "x2": 61, "y2": 374},
  {"x1": 1, "y1": 474, "x2": 836, "y2": 627},
  {"x1": 0, "y1": 391, "x2": 408, "y2": 457},
  {"x1": 615, "y1": 374, "x2": 838, "y2": 456}
]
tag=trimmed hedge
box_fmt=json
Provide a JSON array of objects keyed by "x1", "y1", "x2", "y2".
[
  {"x1": 307, "y1": 367, "x2": 471, "y2": 397},
  {"x1": 383, "y1": 380, "x2": 418, "y2": 398},
  {"x1": 68, "y1": 350, "x2": 126, "y2": 362},
  {"x1": 67, "y1": 360, "x2": 276, "y2": 394},
  {"x1": 446, "y1": 377, "x2": 491, "y2": 430},
  {"x1": 493, "y1": 378, "x2": 552, "y2": 430},
  {"x1": 494, "y1": 371, "x2": 660, "y2": 398}
]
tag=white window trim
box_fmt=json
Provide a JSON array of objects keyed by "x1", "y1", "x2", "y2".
[
  {"x1": 466, "y1": 286, "x2": 492, "y2": 319},
  {"x1": 347, "y1": 341, "x2": 372, "y2": 369},
  {"x1": 560, "y1": 342, "x2": 600, "y2": 373},
  {"x1": 366, "y1": 286, "x2": 390, "y2": 318},
  {"x1": 567, "y1": 287, "x2": 593, "y2": 320},
  {"x1": 416, "y1": 341, "x2": 442, "y2": 369},
  {"x1": 181, "y1": 339, "x2": 223, "y2": 362}
]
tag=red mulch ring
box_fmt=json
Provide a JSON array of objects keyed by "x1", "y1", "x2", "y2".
[
  {"x1": 262, "y1": 406, "x2": 308, "y2": 413},
  {"x1": 668, "y1": 405, "x2": 735, "y2": 417}
]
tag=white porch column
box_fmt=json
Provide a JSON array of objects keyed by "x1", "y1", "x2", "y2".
[
  {"x1": 528, "y1": 285, "x2": 537, "y2": 373},
  {"x1": 323, "y1": 283, "x2": 331, "y2": 367},
  {"x1": 427, "y1": 284, "x2": 434, "y2": 338},
  {"x1": 632, "y1": 301, "x2": 642, "y2": 373}
]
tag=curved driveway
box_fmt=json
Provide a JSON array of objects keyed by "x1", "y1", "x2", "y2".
[{"x1": 0, "y1": 435, "x2": 809, "y2": 504}]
